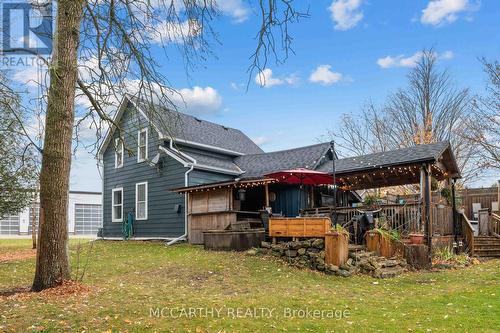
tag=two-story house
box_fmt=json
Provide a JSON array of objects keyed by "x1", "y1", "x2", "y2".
[{"x1": 98, "y1": 95, "x2": 358, "y2": 240}]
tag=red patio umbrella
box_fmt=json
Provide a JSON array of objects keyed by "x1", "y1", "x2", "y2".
[
  {"x1": 265, "y1": 168, "x2": 334, "y2": 186},
  {"x1": 264, "y1": 168, "x2": 335, "y2": 216}
]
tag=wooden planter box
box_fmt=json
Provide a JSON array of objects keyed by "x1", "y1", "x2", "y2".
[
  {"x1": 365, "y1": 231, "x2": 403, "y2": 258},
  {"x1": 203, "y1": 228, "x2": 265, "y2": 251},
  {"x1": 269, "y1": 217, "x2": 331, "y2": 238},
  {"x1": 325, "y1": 232, "x2": 349, "y2": 267}
]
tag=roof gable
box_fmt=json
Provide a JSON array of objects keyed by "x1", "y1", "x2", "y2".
[
  {"x1": 316, "y1": 141, "x2": 460, "y2": 177},
  {"x1": 99, "y1": 95, "x2": 263, "y2": 158},
  {"x1": 131, "y1": 97, "x2": 263, "y2": 155}
]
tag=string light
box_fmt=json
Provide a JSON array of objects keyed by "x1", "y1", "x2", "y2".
[{"x1": 182, "y1": 162, "x2": 451, "y2": 193}]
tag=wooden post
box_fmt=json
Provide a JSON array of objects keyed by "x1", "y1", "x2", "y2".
[
  {"x1": 228, "y1": 190, "x2": 233, "y2": 211},
  {"x1": 325, "y1": 232, "x2": 348, "y2": 267},
  {"x1": 498, "y1": 180, "x2": 500, "y2": 209},
  {"x1": 264, "y1": 183, "x2": 269, "y2": 208},
  {"x1": 420, "y1": 166, "x2": 426, "y2": 234},
  {"x1": 424, "y1": 164, "x2": 432, "y2": 253},
  {"x1": 310, "y1": 186, "x2": 315, "y2": 208}
]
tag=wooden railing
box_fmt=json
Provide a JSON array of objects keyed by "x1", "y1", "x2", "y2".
[
  {"x1": 456, "y1": 211, "x2": 475, "y2": 255},
  {"x1": 491, "y1": 212, "x2": 500, "y2": 238},
  {"x1": 302, "y1": 202, "x2": 455, "y2": 237},
  {"x1": 303, "y1": 204, "x2": 421, "y2": 235}
]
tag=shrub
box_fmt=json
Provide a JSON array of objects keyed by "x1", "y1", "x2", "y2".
[{"x1": 330, "y1": 224, "x2": 349, "y2": 237}]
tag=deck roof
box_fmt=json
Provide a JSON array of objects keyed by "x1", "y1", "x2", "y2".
[
  {"x1": 170, "y1": 141, "x2": 461, "y2": 192},
  {"x1": 316, "y1": 141, "x2": 461, "y2": 190}
]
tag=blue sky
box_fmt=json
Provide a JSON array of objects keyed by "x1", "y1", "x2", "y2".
[
  {"x1": 5, "y1": 0, "x2": 500, "y2": 191},
  {"x1": 157, "y1": 0, "x2": 498, "y2": 153}
]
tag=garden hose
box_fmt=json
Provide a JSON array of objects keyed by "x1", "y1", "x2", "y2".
[{"x1": 122, "y1": 211, "x2": 134, "y2": 240}]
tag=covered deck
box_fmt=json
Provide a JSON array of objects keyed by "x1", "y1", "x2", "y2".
[
  {"x1": 173, "y1": 141, "x2": 467, "y2": 254},
  {"x1": 173, "y1": 178, "x2": 358, "y2": 244}
]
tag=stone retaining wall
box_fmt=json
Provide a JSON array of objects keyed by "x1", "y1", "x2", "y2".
[{"x1": 257, "y1": 239, "x2": 408, "y2": 278}]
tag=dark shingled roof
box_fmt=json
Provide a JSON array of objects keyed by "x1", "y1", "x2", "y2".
[
  {"x1": 132, "y1": 98, "x2": 264, "y2": 155},
  {"x1": 185, "y1": 150, "x2": 242, "y2": 173},
  {"x1": 234, "y1": 143, "x2": 332, "y2": 179},
  {"x1": 316, "y1": 141, "x2": 457, "y2": 175}
]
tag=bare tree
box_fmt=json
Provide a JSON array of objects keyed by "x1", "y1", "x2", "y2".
[
  {"x1": 462, "y1": 58, "x2": 499, "y2": 170},
  {"x1": 328, "y1": 49, "x2": 479, "y2": 182},
  {"x1": 0, "y1": 72, "x2": 38, "y2": 218},
  {"x1": 23, "y1": 0, "x2": 306, "y2": 291}
]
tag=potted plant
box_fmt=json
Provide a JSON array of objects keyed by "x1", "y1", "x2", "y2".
[
  {"x1": 366, "y1": 228, "x2": 403, "y2": 258},
  {"x1": 409, "y1": 233, "x2": 425, "y2": 245},
  {"x1": 330, "y1": 224, "x2": 350, "y2": 237},
  {"x1": 363, "y1": 194, "x2": 380, "y2": 209},
  {"x1": 440, "y1": 188, "x2": 452, "y2": 206},
  {"x1": 325, "y1": 225, "x2": 349, "y2": 267},
  {"x1": 365, "y1": 229, "x2": 380, "y2": 253}
]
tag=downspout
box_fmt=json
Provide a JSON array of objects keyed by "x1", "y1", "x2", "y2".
[{"x1": 166, "y1": 139, "x2": 196, "y2": 246}]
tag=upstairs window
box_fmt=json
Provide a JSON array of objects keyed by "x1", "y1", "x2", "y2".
[
  {"x1": 137, "y1": 128, "x2": 148, "y2": 162},
  {"x1": 112, "y1": 188, "x2": 123, "y2": 222},
  {"x1": 115, "y1": 138, "x2": 123, "y2": 168},
  {"x1": 135, "y1": 182, "x2": 148, "y2": 220}
]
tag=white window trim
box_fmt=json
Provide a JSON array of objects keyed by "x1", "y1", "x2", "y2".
[
  {"x1": 137, "y1": 128, "x2": 148, "y2": 163},
  {"x1": 115, "y1": 138, "x2": 123, "y2": 168},
  {"x1": 135, "y1": 182, "x2": 148, "y2": 220},
  {"x1": 111, "y1": 187, "x2": 123, "y2": 223}
]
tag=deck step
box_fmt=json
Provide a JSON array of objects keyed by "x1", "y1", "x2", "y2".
[
  {"x1": 474, "y1": 243, "x2": 500, "y2": 248},
  {"x1": 473, "y1": 236, "x2": 500, "y2": 258},
  {"x1": 474, "y1": 251, "x2": 500, "y2": 258}
]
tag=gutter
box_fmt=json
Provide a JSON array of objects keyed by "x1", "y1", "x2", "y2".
[{"x1": 166, "y1": 139, "x2": 196, "y2": 246}]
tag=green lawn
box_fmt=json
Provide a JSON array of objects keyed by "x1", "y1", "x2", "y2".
[{"x1": 0, "y1": 239, "x2": 499, "y2": 332}]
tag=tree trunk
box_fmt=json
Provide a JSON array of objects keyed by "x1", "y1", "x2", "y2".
[{"x1": 32, "y1": 0, "x2": 85, "y2": 292}]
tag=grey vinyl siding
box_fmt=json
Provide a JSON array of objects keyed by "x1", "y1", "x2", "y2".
[
  {"x1": 174, "y1": 145, "x2": 235, "y2": 186},
  {"x1": 102, "y1": 105, "x2": 187, "y2": 238}
]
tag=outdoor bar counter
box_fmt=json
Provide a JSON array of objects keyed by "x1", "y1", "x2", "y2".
[{"x1": 268, "y1": 217, "x2": 331, "y2": 238}]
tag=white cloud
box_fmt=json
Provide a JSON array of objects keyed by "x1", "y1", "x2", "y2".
[
  {"x1": 254, "y1": 68, "x2": 298, "y2": 88},
  {"x1": 150, "y1": 19, "x2": 202, "y2": 44},
  {"x1": 230, "y1": 82, "x2": 243, "y2": 91},
  {"x1": 376, "y1": 50, "x2": 454, "y2": 69},
  {"x1": 309, "y1": 65, "x2": 343, "y2": 85},
  {"x1": 150, "y1": 0, "x2": 249, "y2": 23},
  {"x1": 123, "y1": 80, "x2": 223, "y2": 115},
  {"x1": 10, "y1": 59, "x2": 50, "y2": 87},
  {"x1": 78, "y1": 56, "x2": 101, "y2": 82},
  {"x1": 148, "y1": 1, "x2": 248, "y2": 45},
  {"x1": 74, "y1": 116, "x2": 105, "y2": 141},
  {"x1": 377, "y1": 52, "x2": 423, "y2": 68},
  {"x1": 439, "y1": 50, "x2": 455, "y2": 60},
  {"x1": 328, "y1": 0, "x2": 364, "y2": 31},
  {"x1": 217, "y1": 0, "x2": 250, "y2": 23},
  {"x1": 169, "y1": 86, "x2": 223, "y2": 115},
  {"x1": 252, "y1": 136, "x2": 271, "y2": 146},
  {"x1": 420, "y1": 0, "x2": 475, "y2": 26},
  {"x1": 255, "y1": 69, "x2": 283, "y2": 87}
]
